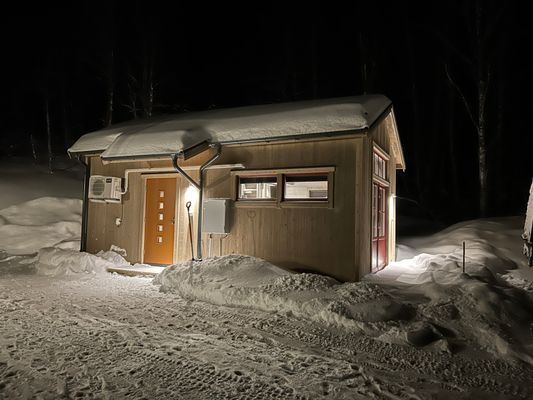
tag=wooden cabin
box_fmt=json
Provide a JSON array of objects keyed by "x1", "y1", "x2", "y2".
[{"x1": 68, "y1": 95, "x2": 405, "y2": 282}]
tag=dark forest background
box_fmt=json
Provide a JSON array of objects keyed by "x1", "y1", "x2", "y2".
[{"x1": 1, "y1": 1, "x2": 531, "y2": 228}]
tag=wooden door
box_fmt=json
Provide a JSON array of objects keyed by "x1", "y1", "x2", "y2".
[
  {"x1": 372, "y1": 183, "x2": 387, "y2": 272},
  {"x1": 144, "y1": 178, "x2": 176, "y2": 265}
]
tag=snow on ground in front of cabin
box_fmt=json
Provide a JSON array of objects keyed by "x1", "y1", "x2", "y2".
[
  {"x1": 2, "y1": 160, "x2": 533, "y2": 398},
  {"x1": 155, "y1": 235, "x2": 533, "y2": 367}
]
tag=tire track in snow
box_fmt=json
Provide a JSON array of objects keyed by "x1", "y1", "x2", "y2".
[{"x1": 1, "y1": 274, "x2": 532, "y2": 399}]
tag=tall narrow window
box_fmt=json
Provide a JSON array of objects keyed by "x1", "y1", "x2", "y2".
[
  {"x1": 373, "y1": 151, "x2": 387, "y2": 180},
  {"x1": 283, "y1": 173, "x2": 329, "y2": 200},
  {"x1": 237, "y1": 176, "x2": 277, "y2": 200}
]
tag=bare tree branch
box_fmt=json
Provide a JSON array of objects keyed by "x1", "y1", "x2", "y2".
[
  {"x1": 431, "y1": 29, "x2": 475, "y2": 76},
  {"x1": 444, "y1": 63, "x2": 478, "y2": 130}
]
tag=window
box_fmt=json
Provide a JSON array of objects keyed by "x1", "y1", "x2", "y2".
[
  {"x1": 232, "y1": 167, "x2": 334, "y2": 207},
  {"x1": 284, "y1": 173, "x2": 328, "y2": 200},
  {"x1": 373, "y1": 151, "x2": 387, "y2": 180},
  {"x1": 237, "y1": 176, "x2": 277, "y2": 200}
]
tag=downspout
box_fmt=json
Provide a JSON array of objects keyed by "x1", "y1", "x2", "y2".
[
  {"x1": 76, "y1": 155, "x2": 90, "y2": 252},
  {"x1": 171, "y1": 154, "x2": 200, "y2": 190},
  {"x1": 172, "y1": 143, "x2": 222, "y2": 260}
]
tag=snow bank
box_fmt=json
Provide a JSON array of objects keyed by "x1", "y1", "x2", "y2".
[
  {"x1": 0, "y1": 197, "x2": 82, "y2": 255},
  {"x1": 155, "y1": 255, "x2": 412, "y2": 334},
  {"x1": 501, "y1": 268, "x2": 533, "y2": 291},
  {"x1": 0, "y1": 157, "x2": 82, "y2": 210},
  {"x1": 395, "y1": 217, "x2": 526, "y2": 269},
  {"x1": 35, "y1": 247, "x2": 129, "y2": 276},
  {"x1": 155, "y1": 220, "x2": 533, "y2": 365},
  {"x1": 372, "y1": 217, "x2": 533, "y2": 364}
]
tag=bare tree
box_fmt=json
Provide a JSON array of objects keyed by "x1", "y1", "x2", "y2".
[
  {"x1": 139, "y1": 42, "x2": 155, "y2": 118},
  {"x1": 44, "y1": 93, "x2": 53, "y2": 173},
  {"x1": 124, "y1": 72, "x2": 139, "y2": 119},
  {"x1": 103, "y1": 48, "x2": 115, "y2": 127},
  {"x1": 29, "y1": 134, "x2": 38, "y2": 163},
  {"x1": 358, "y1": 32, "x2": 377, "y2": 95},
  {"x1": 440, "y1": 0, "x2": 504, "y2": 216}
]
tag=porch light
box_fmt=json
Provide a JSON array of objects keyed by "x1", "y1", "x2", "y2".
[
  {"x1": 185, "y1": 185, "x2": 198, "y2": 213},
  {"x1": 389, "y1": 194, "x2": 396, "y2": 225}
]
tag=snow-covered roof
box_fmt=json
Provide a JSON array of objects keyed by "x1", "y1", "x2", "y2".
[{"x1": 68, "y1": 94, "x2": 392, "y2": 160}]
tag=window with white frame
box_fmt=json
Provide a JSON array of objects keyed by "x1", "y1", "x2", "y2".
[
  {"x1": 233, "y1": 167, "x2": 334, "y2": 207},
  {"x1": 237, "y1": 175, "x2": 277, "y2": 200},
  {"x1": 373, "y1": 151, "x2": 387, "y2": 180},
  {"x1": 283, "y1": 173, "x2": 329, "y2": 200}
]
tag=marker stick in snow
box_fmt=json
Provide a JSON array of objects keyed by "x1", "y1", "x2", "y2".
[{"x1": 462, "y1": 241, "x2": 466, "y2": 273}]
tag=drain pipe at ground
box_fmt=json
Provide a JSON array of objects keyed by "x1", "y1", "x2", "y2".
[{"x1": 172, "y1": 144, "x2": 222, "y2": 260}]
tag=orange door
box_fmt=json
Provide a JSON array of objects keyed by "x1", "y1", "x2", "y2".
[
  {"x1": 144, "y1": 178, "x2": 176, "y2": 265},
  {"x1": 372, "y1": 183, "x2": 387, "y2": 272}
]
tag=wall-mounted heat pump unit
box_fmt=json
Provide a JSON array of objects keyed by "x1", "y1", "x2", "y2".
[{"x1": 88, "y1": 175, "x2": 123, "y2": 203}]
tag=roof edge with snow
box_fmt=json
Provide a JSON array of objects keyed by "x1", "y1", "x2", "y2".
[{"x1": 68, "y1": 95, "x2": 395, "y2": 161}]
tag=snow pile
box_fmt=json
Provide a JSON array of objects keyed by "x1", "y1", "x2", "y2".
[
  {"x1": 395, "y1": 217, "x2": 526, "y2": 269},
  {"x1": 500, "y1": 268, "x2": 533, "y2": 292},
  {"x1": 35, "y1": 246, "x2": 130, "y2": 276},
  {"x1": 155, "y1": 219, "x2": 533, "y2": 365},
  {"x1": 154, "y1": 255, "x2": 290, "y2": 294},
  {"x1": 155, "y1": 255, "x2": 413, "y2": 336},
  {"x1": 96, "y1": 248, "x2": 130, "y2": 266},
  {"x1": 36, "y1": 248, "x2": 113, "y2": 276},
  {"x1": 0, "y1": 197, "x2": 82, "y2": 255}
]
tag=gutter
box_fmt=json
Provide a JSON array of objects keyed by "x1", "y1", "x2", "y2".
[{"x1": 172, "y1": 144, "x2": 222, "y2": 260}]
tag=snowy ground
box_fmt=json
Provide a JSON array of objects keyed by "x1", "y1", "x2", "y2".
[{"x1": 1, "y1": 160, "x2": 533, "y2": 399}]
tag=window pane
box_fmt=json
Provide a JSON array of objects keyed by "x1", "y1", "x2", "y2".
[
  {"x1": 238, "y1": 176, "x2": 277, "y2": 200},
  {"x1": 373, "y1": 152, "x2": 387, "y2": 180},
  {"x1": 284, "y1": 174, "x2": 328, "y2": 200}
]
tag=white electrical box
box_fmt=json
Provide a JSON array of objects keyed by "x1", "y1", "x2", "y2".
[
  {"x1": 202, "y1": 199, "x2": 231, "y2": 234},
  {"x1": 88, "y1": 175, "x2": 123, "y2": 203}
]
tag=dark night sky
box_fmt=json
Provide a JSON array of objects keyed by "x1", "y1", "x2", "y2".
[{"x1": 1, "y1": 1, "x2": 532, "y2": 225}]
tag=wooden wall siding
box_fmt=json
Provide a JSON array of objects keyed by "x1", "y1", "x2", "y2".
[
  {"x1": 387, "y1": 158, "x2": 397, "y2": 263},
  {"x1": 203, "y1": 137, "x2": 363, "y2": 282},
  {"x1": 87, "y1": 153, "x2": 206, "y2": 262},
  {"x1": 85, "y1": 131, "x2": 401, "y2": 282},
  {"x1": 371, "y1": 112, "x2": 393, "y2": 155},
  {"x1": 172, "y1": 170, "x2": 199, "y2": 262}
]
